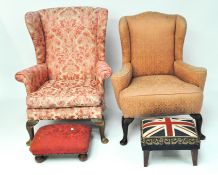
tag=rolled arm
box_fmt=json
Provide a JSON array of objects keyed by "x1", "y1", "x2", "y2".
[
  {"x1": 111, "y1": 63, "x2": 132, "y2": 107},
  {"x1": 96, "y1": 61, "x2": 112, "y2": 83},
  {"x1": 174, "y1": 60, "x2": 207, "y2": 90},
  {"x1": 15, "y1": 63, "x2": 48, "y2": 94}
]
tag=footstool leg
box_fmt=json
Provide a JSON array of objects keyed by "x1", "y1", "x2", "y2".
[
  {"x1": 191, "y1": 149, "x2": 198, "y2": 166},
  {"x1": 26, "y1": 120, "x2": 39, "y2": 146},
  {"x1": 35, "y1": 155, "x2": 47, "y2": 163},
  {"x1": 78, "y1": 154, "x2": 88, "y2": 162},
  {"x1": 120, "y1": 117, "x2": 134, "y2": 145},
  {"x1": 91, "y1": 117, "x2": 109, "y2": 144},
  {"x1": 144, "y1": 151, "x2": 150, "y2": 167},
  {"x1": 190, "y1": 114, "x2": 206, "y2": 140}
]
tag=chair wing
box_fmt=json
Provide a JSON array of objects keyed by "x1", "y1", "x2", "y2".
[{"x1": 25, "y1": 12, "x2": 46, "y2": 64}]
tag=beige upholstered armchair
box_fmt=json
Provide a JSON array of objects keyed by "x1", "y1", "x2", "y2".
[
  {"x1": 112, "y1": 12, "x2": 207, "y2": 145},
  {"x1": 15, "y1": 7, "x2": 112, "y2": 144}
]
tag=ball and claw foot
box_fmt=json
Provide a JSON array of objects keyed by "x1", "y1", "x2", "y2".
[
  {"x1": 35, "y1": 156, "x2": 47, "y2": 163},
  {"x1": 120, "y1": 138, "x2": 128, "y2": 145},
  {"x1": 26, "y1": 139, "x2": 32, "y2": 146},
  {"x1": 200, "y1": 134, "x2": 206, "y2": 140},
  {"x1": 78, "y1": 154, "x2": 88, "y2": 162},
  {"x1": 101, "y1": 137, "x2": 109, "y2": 144}
]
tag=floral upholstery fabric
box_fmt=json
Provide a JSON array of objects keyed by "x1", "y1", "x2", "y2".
[
  {"x1": 25, "y1": 12, "x2": 46, "y2": 64},
  {"x1": 39, "y1": 7, "x2": 108, "y2": 80},
  {"x1": 15, "y1": 64, "x2": 48, "y2": 94},
  {"x1": 27, "y1": 107, "x2": 102, "y2": 120},
  {"x1": 96, "y1": 9, "x2": 108, "y2": 61},
  {"x1": 27, "y1": 80, "x2": 103, "y2": 109},
  {"x1": 16, "y1": 7, "x2": 111, "y2": 121},
  {"x1": 30, "y1": 124, "x2": 91, "y2": 155}
]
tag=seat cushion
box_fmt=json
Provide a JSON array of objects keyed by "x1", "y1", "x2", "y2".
[
  {"x1": 30, "y1": 124, "x2": 91, "y2": 155},
  {"x1": 119, "y1": 75, "x2": 203, "y2": 117},
  {"x1": 141, "y1": 117, "x2": 200, "y2": 150},
  {"x1": 27, "y1": 80, "x2": 103, "y2": 108},
  {"x1": 27, "y1": 107, "x2": 103, "y2": 120}
]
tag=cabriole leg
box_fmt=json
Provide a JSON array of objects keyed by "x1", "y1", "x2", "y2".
[
  {"x1": 91, "y1": 117, "x2": 109, "y2": 144},
  {"x1": 120, "y1": 117, "x2": 134, "y2": 145},
  {"x1": 26, "y1": 120, "x2": 39, "y2": 146}
]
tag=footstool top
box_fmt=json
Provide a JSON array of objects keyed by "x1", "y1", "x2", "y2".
[
  {"x1": 141, "y1": 118, "x2": 200, "y2": 150},
  {"x1": 30, "y1": 124, "x2": 91, "y2": 155}
]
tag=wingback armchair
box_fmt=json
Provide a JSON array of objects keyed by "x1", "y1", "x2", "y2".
[
  {"x1": 15, "y1": 7, "x2": 112, "y2": 144},
  {"x1": 112, "y1": 12, "x2": 207, "y2": 145}
]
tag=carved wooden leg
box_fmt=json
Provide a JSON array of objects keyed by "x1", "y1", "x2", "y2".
[
  {"x1": 120, "y1": 117, "x2": 134, "y2": 145},
  {"x1": 191, "y1": 149, "x2": 198, "y2": 166},
  {"x1": 26, "y1": 120, "x2": 39, "y2": 146},
  {"x1": 78, "y1": 154, "x2": 88, "y2": 162},
  {"x1": 190, "y1": 114, "x2": 206, "y2": 140},
  {"x1": 91, "y1": 117, "x2": 109, "y2": 144},
  {"x1": 35, "y1": 155, "x2": 47, "y2": 163},
  {"x1": 144, "y1": 151, "x2": 150, "y2": 167}
]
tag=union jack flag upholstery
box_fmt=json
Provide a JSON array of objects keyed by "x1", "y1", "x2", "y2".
[{"x1": 141, "y1": 118, "x2": 200, "y2": 150}]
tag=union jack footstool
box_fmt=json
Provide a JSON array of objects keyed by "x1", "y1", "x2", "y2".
[
  {"x1": 30, "y1": 124, "x2": 91, "y2": 163},
  {"x1": 141, "y1": 118, "x2": 200, "y2": 167}
]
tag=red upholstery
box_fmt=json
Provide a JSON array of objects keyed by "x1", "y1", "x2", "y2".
[
  {"x1": 30, "y1": 124, "x2": 91, "y2": 155},
  {"x1": 15, "y1": 7, "x2": 112, "y2": 120}
]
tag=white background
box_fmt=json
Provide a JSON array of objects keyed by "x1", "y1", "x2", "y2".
[{"x1": 0, "y1": 0, "x2": 218, "y2": 174}]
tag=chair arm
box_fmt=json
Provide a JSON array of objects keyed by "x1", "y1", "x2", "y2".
[
  {"x1": 174, "y1": 60, "x2": 207, "y2": 90},
  {"x1": 111, "y1": 63, "x2": 132, "y2": 106},
  {"x1": 15, "y1": 63, "x2": 48, "y2": 94},
  {"x1": 96, "y1": 61, "x2": 112, "y2": 83}
]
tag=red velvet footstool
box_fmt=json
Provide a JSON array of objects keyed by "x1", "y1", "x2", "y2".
[{"x1": 30, "y1": 124, "x2": 91, "y2": 163}]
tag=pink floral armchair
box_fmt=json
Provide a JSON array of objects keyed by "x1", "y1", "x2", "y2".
[{"x1": 15, "y1": 7, "x2": 112, "y2": 144}]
